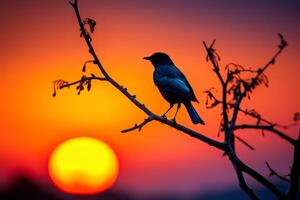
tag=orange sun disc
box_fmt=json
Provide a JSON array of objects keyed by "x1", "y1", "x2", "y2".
[{"x1": 48, "y1": 137, "x2": 119, "y2": 194}]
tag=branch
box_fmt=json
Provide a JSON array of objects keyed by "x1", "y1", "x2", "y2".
[
  {"x1": 226, "y1": 34, "x2": 288, "y2": 141},
  {"x1": 287, "y1": 131, "x2": 300, "y2": 199},
  {"x1": 236, "y1": 135, "x2": 255, "y2": 151},
  {"x1": 203, "y1": 41, "x2": 230, "y2": 141},
  {"x1": 222, "y1": 35, "x2": 288, "y2": 198},
  {"x1": 233, "y1": 105, "x2": 298, "y2": 130},
  {"x1": 232, "y1": 161, "x2": 259, "y2": 200},
  {"x1": 121, "y1": 116, "x2": 154, "y2": 133},
  {"x1": 70, "y1": 0, "x2": 225, "y2": 151},
  {"x1": 203, "y1": 40, "x2": 224, "y2": 85},
  {"x1": 226, "y1": 146, "x2": 285, "y2": 199},
  {"x1": 61, "y1": 76, "x2": 106, "y2": 89},
  {"x1": 52, "y1": 75, "x2": 107, "y2": 96},
  {"x1": 240, "y1": 160, "x2": 285, "y2": 199},
  {"x1": 260, "y1": 33, "x2": 287, "y2": 73},
  {"x1": 234, "y1": 124, "x2": 296, "y2": 145},
  {"x1": 228, "y1": 93, "x2": 244, "y2": 143},
  {"x1": 265, "y1": 161, "x2": 289, "y2": 182}
]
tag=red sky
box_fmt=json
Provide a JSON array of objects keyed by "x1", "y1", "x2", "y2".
[{"x1": 0, "y1": 0, "x2": 299, "y2": 196}]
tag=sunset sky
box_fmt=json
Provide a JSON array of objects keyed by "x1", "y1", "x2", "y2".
[{"x1": 0, "y1": 0, "x2": 299, "y2": 198}]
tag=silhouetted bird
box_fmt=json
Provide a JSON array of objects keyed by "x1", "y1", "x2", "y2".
[{"x1": 144, "y1": 52, "x2": 205, "y2": 125}]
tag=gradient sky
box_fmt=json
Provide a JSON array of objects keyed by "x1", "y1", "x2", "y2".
[{"x1": 0, "y1": 0, "x2": 299, "y2": 197}]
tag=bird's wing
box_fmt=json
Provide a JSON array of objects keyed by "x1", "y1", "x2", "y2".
[
  {"x1": 156, "y1": 65, "x2": 181, "y2": 78},
  {"x1": 157, "y1": 76, "x2": 191, "y2": 96},
  {"x1": 173, "y1": 65, "x2": 199, "y2": 102},
  {"x1": 155, "y1": 64, "x2": 199, "y2": 102}
]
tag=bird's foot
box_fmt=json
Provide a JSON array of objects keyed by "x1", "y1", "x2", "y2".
[
  {"x1": 161, "y1": 114, "x2": 167, "y2": 119},
  {"x1": 171, "y1": 118, "x2": 177, "y2": 124}
]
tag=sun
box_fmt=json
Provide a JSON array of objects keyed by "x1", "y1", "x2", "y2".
[{"x1": 48, "y1": 137, "x2": 119, "y2": 194}]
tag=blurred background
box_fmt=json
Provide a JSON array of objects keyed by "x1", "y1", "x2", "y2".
[{"x1": 0, "y1": 0, "x2": 299, "y2": 199}]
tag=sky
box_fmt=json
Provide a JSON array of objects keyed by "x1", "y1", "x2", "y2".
[{"x1": 0, "y1": 0, "x2": 299, "y2": 198}]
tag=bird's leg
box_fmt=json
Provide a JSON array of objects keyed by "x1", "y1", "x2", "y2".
[
  {"x1": 171, "y1": 103, "x2": 181, "y2": 122},
  {"x1": 162, "y1": 103, "x2": 174, "y2": 118}
]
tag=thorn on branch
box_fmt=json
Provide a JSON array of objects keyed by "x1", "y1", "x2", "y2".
[{"x1": 121, "y1": 85, "x2": 128, "y2": 91}]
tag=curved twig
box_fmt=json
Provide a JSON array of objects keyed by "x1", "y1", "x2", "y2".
[
  {"x1": 266, "y1": 161, "x2": 290, "y2": 182},
  {"x1": 234, "y1": 124, "x2": 296, "y2": 145},
  {"x1": 121, "y1": 116, "x2": 154, "y2": 133}
]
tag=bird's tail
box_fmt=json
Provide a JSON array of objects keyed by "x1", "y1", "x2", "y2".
[{"x1": 183, "y1": 101, "x2": 205, "y2": 125}]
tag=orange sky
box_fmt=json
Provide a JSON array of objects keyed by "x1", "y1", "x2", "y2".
[{"x1": 0, "y1": 0, "x2": 299, "y2": 196}]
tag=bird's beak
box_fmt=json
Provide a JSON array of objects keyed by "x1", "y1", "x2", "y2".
[{"x1": 143, "y1": 56, "x2": 150, "y2": 60}]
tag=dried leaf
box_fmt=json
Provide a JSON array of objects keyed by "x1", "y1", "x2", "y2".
[
  {"x1": 83, "y1": 18, "x2": 96, "y2": 33},
  {"x1": 82, "y1": 63, "x2": 86, "y2": 72},
  {"x1": 87, "y1": 81, "x2": 92, "y2": 91}
]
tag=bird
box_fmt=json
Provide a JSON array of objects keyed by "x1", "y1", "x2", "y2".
[{"x1": 143, "y1": 52, "x2": 205, "y2": 125}]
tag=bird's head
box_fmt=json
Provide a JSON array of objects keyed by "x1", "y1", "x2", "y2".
[{"x1": 143, "y1": 52, "x2": 174, "y2": 68}]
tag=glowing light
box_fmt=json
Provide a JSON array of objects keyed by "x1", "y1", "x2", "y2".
[{"x1": 48, "y1": 137, "x2": 119, "y2": 194}]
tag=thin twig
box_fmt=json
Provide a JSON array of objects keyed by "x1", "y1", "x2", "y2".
[
  {"x1": 121, "y1": 116, "x2": 154, "y2": 133},
  {"x1": 265, "y1": 161, "x2": 289, "y2": 182},
  {"x1": 287, "y1": 131, "x2": 300, "y2": 199},
  {"x1": 203, "y1": 41, "x2": 230, "y2": 141},
  {"x1": 234, "y1": 124, "x2": 296, "y2": 145},
  {"x1": 236, "y1": 135, "x2": 255, "y2": 151},
  {"x1": 60, "y1": 76, "x2": 106, "y2": 89}
]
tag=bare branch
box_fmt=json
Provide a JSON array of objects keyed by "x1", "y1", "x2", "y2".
[
  {"x1": 236, "y1": 135, "x2": 255, "y2": 151},
  {"x1": 203, "y1": 40, "x2": 224, "y2": 85},
  {"x1": 70, "y1": 0, "x2": 225, "y2": 151},
  {"x1": 240, "y1": 160, "x2": 285, "y2": 199},
  {"x1": 266, "y1": 161, "x2": 289, "y2": 182},
  {"x1": 121, "y1": 116, "x2": 154, "y2": 133},
  {"x1": 226, "y1": 144, "x2": 285, "y2": 199},
  {"x1": 287, "y1": 131, "x2": 300, "y2": 199},
  {"x1": 52, "y1": 75, "x2": 106, "y2": 97},
  {"x1": 234, "y1": 124, "x2": 296, "y2": 145},
  {"x1": 227, "y1": 34, "x2": 286, "y2": 139},
  {"x1": 61, "y1": 76, "x2": 106, "y2": 89},
  {"x1": 203, "y1": 41, "x2": 230, "y2": 141},
  {"x1": 229, "y1": 93, "x2": 244, "y2": 137},
  {"x1": 232, "y1": 163, "x2": 259, "y2": 200}
]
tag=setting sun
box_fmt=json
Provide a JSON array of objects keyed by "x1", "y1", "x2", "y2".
[{"x1": 48, "y1": 137, "x2": 119, "y2": 194}]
